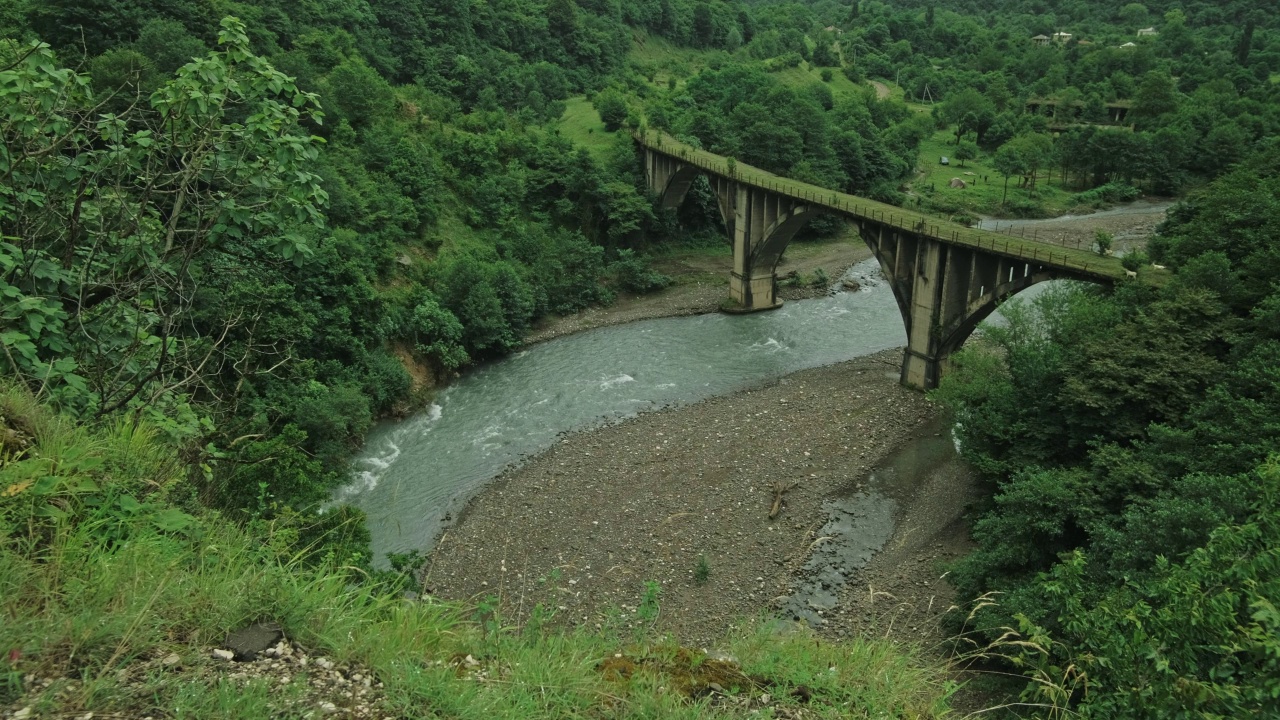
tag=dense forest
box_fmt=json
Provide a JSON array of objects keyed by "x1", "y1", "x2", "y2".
[{"x1": 1, "y1": 0, "x2": 1278, "y2": 716}]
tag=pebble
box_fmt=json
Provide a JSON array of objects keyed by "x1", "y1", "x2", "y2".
[{"x1": 212, "y1": 649, "x2": 235, "y2": 661}]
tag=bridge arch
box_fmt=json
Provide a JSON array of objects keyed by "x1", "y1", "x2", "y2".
[{"x1": 637, "y1": 136, "x2": 1121, "y2": 390}]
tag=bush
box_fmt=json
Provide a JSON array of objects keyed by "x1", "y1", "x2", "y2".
[
  {"x1": 609, "y1": 249, "x2": 672, "y2": 294},
  {"x1": 594, "y1": 90, "x2": 628, "y2": 131},
  {"x1": 763, "y1": 52, "x2": 804, "y2": 72},
  {"x1": 1072, "y1": 182, "x2": 1140, "y2": 208}
]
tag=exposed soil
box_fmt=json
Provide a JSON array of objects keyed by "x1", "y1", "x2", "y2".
[{"x1": 424, "y1": 349, "x2": 972, "y2": 652}]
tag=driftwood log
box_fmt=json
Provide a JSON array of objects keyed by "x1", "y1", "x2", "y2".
[{"x1": 768, "y1": 481, "x2": 799, "y2": 520}]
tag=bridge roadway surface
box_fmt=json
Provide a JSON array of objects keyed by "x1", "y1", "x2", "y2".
[{"x1": 636, "y1": 131, "x2": 1139, "y2": 389}]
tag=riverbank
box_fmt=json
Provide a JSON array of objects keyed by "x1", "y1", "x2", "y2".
[
  {"x1": 524, "y1": 237, "x2": 871, "y2": 344},
  {"x1": 424, "y1": 348, "x2": 975, "y2": 650}
]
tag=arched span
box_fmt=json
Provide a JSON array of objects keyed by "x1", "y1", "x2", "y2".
[
  {"x1": 751, "y1": 207, "x2": 828, "y2": 275},
  {"x1": 659, "y1": 165, "x2": 702, "y2": 210},
  {"x1": 936, "y1": 270, "x2": 1058, "y2": 358}
]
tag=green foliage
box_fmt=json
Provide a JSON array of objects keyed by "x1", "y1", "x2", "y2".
[
  {"x1": 694, "y1": 553, "x2": 710, "y2": 584},
  {"x1": 1017, "y1": 457, "x2": 1280, "y2": 719},
  {"x1": 594, "y1": 89, "x2": 629, "y2": 131},
  {"x1": 1093, "y1": 230, "x2": 1114, "y2": 255},
  {"x1": 0, "y1": 19, "x2": 326, "y2": 418},
  {"x1": 1073, "y1": 182, "x2": 1141, "y2": 208},
  {"x1": 935, "y1": 149, "x2": 1280, "y2": 717},
  {"x1": 609, "y1": 249, "x2": 673, "y2": 294}
]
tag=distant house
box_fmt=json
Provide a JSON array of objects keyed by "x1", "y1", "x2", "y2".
[
  {"x1": 824, "y1": 25, "x2": 845, "y2": 35},
  {"x1": 1119, "y1": 41, "x2": 1138, "y2": 49},
  {"x1": 1032, "y1": 34, "x2": 1050, "y2": 46},
  {"x1": 1137, "y1": 27, "x2": 1159, "y2": 37},
  {"x1": 1052, "y1": 32, "x2": 1072, "y2": 44}
]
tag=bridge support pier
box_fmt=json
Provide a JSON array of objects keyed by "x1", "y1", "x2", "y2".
[
  {"x1": 640, "y1": 141, "x2": 1102, "y2": 391},
  {"x1": 643, "y1": 147, "x2": 823, "y2": 312},
  {"x1": 863, "y1": 225, "x2": 1058, "y2": 391}
]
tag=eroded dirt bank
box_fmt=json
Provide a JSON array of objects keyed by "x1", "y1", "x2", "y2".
[{"x1": 425, "y1": 349, "x2": 975, "y2": 650}]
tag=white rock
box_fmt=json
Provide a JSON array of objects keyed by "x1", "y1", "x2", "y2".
[
  {"x1": 212, "y1": 649, "x2": 235, "y2": 661},
  {"x1": 13, "y1": 708, "x2": 32, "y2": 719},
  {"x1": 315, "y1": 658, "x2": 334, "y2": 670},
  {"x1": 319, "y1": 701, "x2": 338, "y2": 714},
  {"x1": 162, "y1": 654, "x2": 181, "y2": 666}
]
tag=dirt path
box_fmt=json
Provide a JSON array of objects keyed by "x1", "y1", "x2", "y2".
[
  {"x1": 979, "y1": 199, "x2": 1173, "y2": 256},
  {"x1": 869, "y1": 81, "x2": 891, "y2": 99}
]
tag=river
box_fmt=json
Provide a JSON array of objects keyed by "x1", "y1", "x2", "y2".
[
  {"x1": 338, "y1": 201, "x2": 1170, "y2": 562},
  {"x1": 338, "y1": 260, "x2": 905, "y2": 559}
]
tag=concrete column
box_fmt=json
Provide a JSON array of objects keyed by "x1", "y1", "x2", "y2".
[{"x1": 900, "y1": 236, "x2": 946, "y2": 390}]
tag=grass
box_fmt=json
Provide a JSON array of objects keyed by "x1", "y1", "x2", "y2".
[
  {"x1": 914, "y1": 129, "x2": 1078, "y2": 219},
  {"x1": 0, "y1": 384, "x2": 959, "y2": 719},
  {"x1": 770, "y1": 64, "x2": 871, "y2": 103},
  {"x1": 638, "y1": 130, "x2": 1131, "y2": 281},
  {"x1": 627, "y1": 32, "x2": 720, "y2": 89},
  {"x1": 557, "y1": 96, "x2": 619, "y2": 162}
]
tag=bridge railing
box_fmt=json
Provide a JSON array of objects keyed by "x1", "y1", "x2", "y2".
[{"x1": 638, "y1": 131, "x2": 1126, "y2": 281}]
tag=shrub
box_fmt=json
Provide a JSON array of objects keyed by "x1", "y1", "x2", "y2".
[
  {"x1": 1072, "y1": 182, "x2": 1140, "y2": 208},
  {"x1": 594, "y1": 90, "x2": 628, "y2": 131},
  {"x1": 609, "y1": 249, "x2": 672, "y2": 294}
]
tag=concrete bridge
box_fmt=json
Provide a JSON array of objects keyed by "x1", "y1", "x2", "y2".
[{"x1": 637, "y1": 131, "x2": 1129, "y2": 390}]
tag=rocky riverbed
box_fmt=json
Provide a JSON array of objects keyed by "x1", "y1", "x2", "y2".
[
  {"x1": 423, "y1": 201, "x2": 1171, "y2": 651},
  {"x1": 425, "y1": 348, "x2": 976, "y2": 650}
]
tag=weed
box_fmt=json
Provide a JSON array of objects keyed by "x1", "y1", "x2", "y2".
[{"x1": 694, "y1": 554, "x2": 710, "y2": 585}]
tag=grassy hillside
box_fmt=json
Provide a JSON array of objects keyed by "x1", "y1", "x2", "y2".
[
  {"x1": 0, "y1": 384, "x2": 958, "y2": 718},
  {"x1": 557, "y1": 96, "x2": 619, "y2": 162}
]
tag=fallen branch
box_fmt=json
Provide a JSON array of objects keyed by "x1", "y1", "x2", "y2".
[{"x1": 768, "y1": 481, "x2": 799, "y2": 520}]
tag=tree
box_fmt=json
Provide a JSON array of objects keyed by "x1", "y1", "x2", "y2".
[
  {"x1": 593, "y1": 90, "x2": 628, "y2": 131},
  {"x1": 812, "y1": 37, "x2": 838, "y2": 67},
  {"x1": 0, "y1": 18, "x2": 327, "y2": 415},
  {"x1": 993, "y1": 141, "x2": 1028, "y2": 205},
  {"x1": 693, "y1": 3, "x2": 716, "y2": 48},
  {"x1": 547, "y1": 0, "x2": 580, "y2": 47},
  {"x1": 955, "y1": 140, "x2": 977, "y2": 167},
  {"x1": 1236, "y1": 18, "x2": 1256, "y2": 65},
  {"x1": 1118, "y1": 2, "x2": 1148, "y2": 26},
  {"x1": 938, "y1": 88, "x2": 995, "y2": 145},
  {"x1": 1093, "y1": 230, "x2": 1114, "y2": 255},
  {"x1": 1132, "y1": 71, "x2": 1179, "y2": 126}
]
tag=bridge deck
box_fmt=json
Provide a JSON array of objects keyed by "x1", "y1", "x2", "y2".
[{"x1": 637, "y1": 132, "x2": 1129, "y2": 282}]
